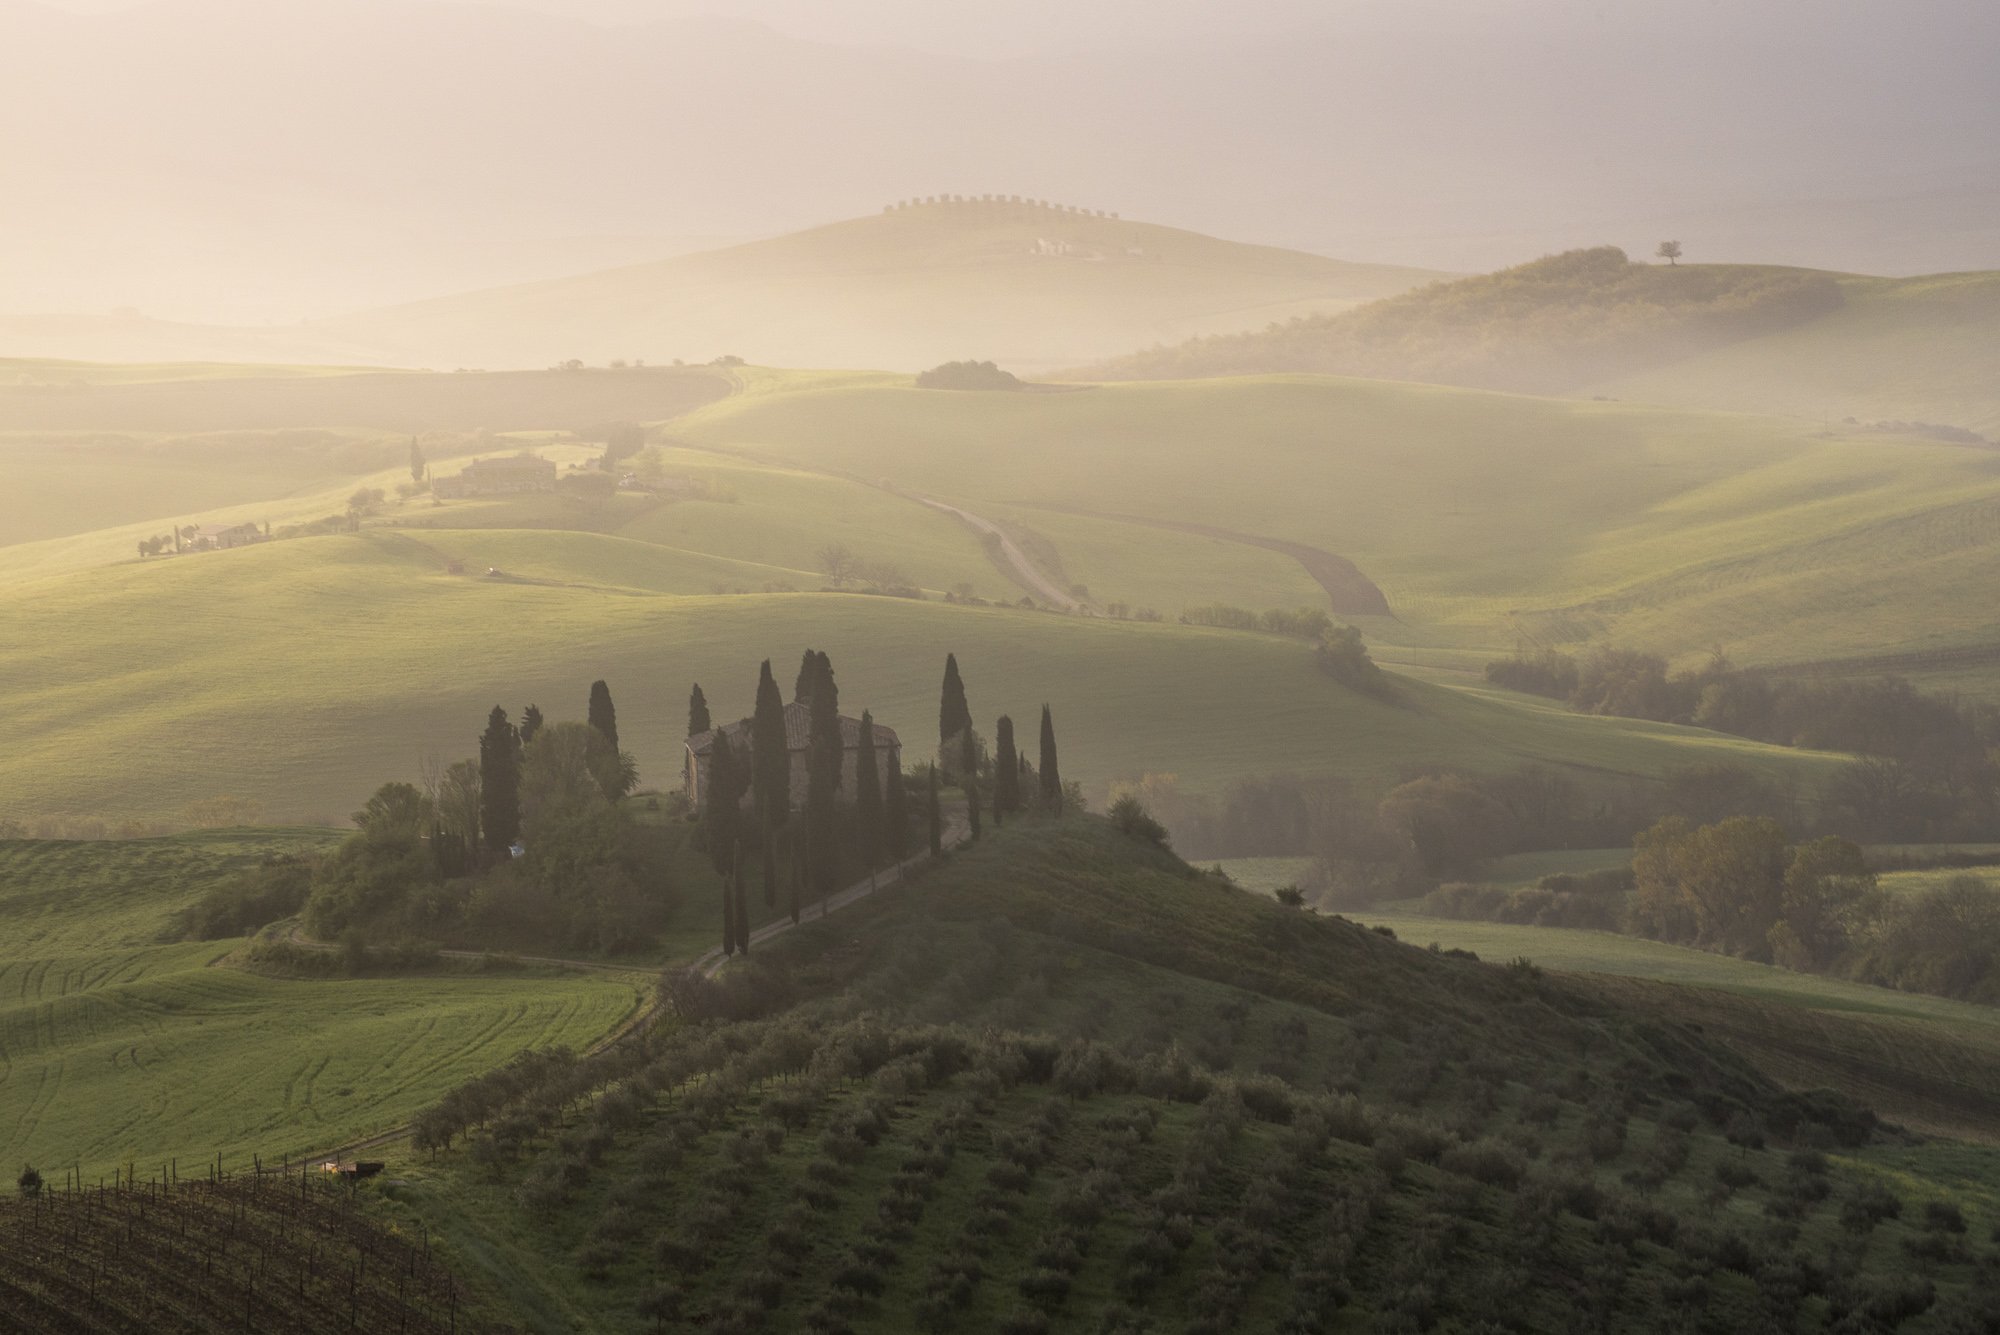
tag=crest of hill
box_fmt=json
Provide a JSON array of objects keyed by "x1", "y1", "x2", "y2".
[
  {"x1": 314, "y1": 201, "x2": 1444, "y2": 373},
  {"x1": 1077, "y1": 246, "x2": 1853, "y2": 395}
]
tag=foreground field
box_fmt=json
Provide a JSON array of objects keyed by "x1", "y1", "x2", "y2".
[{"x1": 0, "y1": 832, "x2": 642, "y2": 1177}]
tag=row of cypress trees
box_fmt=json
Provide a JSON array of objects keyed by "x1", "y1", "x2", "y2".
[
  {"x1": 940, "y1": 651, "x2": 1064, "y2": 840},
  {"x1": 474, "y1": 680, "x2": 628, "y2": 856}
]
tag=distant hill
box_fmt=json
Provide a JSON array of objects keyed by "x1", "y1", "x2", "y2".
[
  {"x1": 306, "y1": 201, "x2": 1443, "y2": 373},
  {"x1": 1584, "y1": 269, "x2": 2000, "y2": 436},
  {"x1": 1078, "y1": 249, "x2": 2000, "y2": 436},
  {"x1": 1076, "y1": 247, "x2": 1850, "y2": 394}
]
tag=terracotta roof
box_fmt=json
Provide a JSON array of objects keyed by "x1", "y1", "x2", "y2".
[{"x1": 687, "y1": 700, "x2": 901, "y2": 756}]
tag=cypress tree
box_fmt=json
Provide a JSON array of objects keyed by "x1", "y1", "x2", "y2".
[
  {"x1": 588, "y1": 680, "x2": 619, "y2": 753},
  {"x1": 478, "y1": 706, "x2": 520, "y2": 853},
  {"x1": 939, "y1": 653, "x2": 972, "y2": 752},
  {"x1": 993, "y1": 715, "x2": 1019, "y2": 825},
  {"x1": 1039, "y1": 704, "x2": 1062, "y2": 813},
  {"x1": 928, "y1": 766, "x2": 942, "y2": 857},
  {"x1": 854, "y1": 710, "x2": 882, "y2": 884},
  {"x1": 751, "y1": 660, "x2": 790, "y2": 907},
  {"x1": 408, "y1": 435, "x2": 426, "y2": 485},
  {"x1": 706, "y1": 734, "x2": 740, "y2": 954},
  {"x1": 963, "y1": 728, "x2": 981, "y2": 841},
  {"x1": 519, "y1": 703, "x2": 544, "y2": 746},
  {"x1": 883, "y1": 747, "x2": 908, "y2": 861},
  {"x1": 688, "y1": 683, "x2": 711, "y2": 738},
  {"x1": 794, "y1": 649, "x2": 818, "y2": 704},
  {"x1": 735, "y1": 868, "x2": 751, "y2": 955},
  {"x1": 805, "y1": 653, "x2": 843, "y2": 914}
]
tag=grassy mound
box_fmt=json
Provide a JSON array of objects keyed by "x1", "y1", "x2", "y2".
[
  {"x1": 383, "y1": 818, "x2": 2000, "y2": 1332},
  {"x1": 1079, "y1": 248, "x2": 1847, "y2": 392}
]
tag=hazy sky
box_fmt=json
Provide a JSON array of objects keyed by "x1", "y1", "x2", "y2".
[{"x1": 4, "y1": 0, "x2": 1995, "y2": 324}]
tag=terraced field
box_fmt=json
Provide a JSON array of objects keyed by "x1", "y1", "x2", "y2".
[{"x1": 0, "y1": 832, "x2": 642, "y2": 1177}]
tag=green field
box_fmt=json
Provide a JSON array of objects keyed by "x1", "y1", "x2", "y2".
[
  {"x1": 0, "y1": 831, "x2": 643, "y2": 1176},
  {"x1": 676, "y1": 373, "x2": 2000, "y2": 671},
  {"x1": 0, "y1": 526, "x2": 1852, "y2": 826},
  {"x1": 1590, "y1": 271, "x2": 2000, "y2": 436}
]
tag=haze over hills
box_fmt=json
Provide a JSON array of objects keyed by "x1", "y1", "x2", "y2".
[
  {"x1": 1080, "y1": 248, "x2": 2000, "y2": 436},
  {"x1": 1, "y1": 0, "x2": 1995, "y2": 328},
  {"x1": 316, "y1": 203, "x2": 1445, "y2": 373}
]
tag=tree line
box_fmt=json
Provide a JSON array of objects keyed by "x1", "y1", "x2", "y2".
[
  {"x1": 696, "y1": 650, "x2": 1071, "y2": 960},
  {"x1": 1487, "y1": 647, "x2": 2000, "y2": 842}
]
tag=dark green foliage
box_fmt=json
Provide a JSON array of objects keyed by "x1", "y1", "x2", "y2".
[
  {"x1": 929, "y1": 767, "x2": 943, "y2": 857},
  {"x1": 915, "y1": 360, "x2": 1022, "y2": 391},
  {"x1": 708, "y1": 733, "x2": 742, "y2": 955},
  {"x1": 1315, "y1": 624, "x2": 1396, "y2": 700},
  {"x1": 352, "y1": 780, "x2": 431, "y2": 837},
  {"x1": 688, "y1": 683, "x2": 711, "y2": 739},
  {"x1": 994, "y1": 715, "x2": 1019, "y2": 825},
  {"x1": 169, "y1": 856, "x2": 314, "y2": 940},
  {"x1": 479, "y1": 705, "x2": 521, "y2": 852},
  {"x1": 855, "y1": 710, "x2": 883, "y2": 874},
  {"x1": 1038, "y1": 705, "x2": 1061, "y2": 814},
  {"x1": 939, "y1": 654, "x2": 972, "y2": 751},
  {"x1": 587, "y1": 679, "x2": 619, "y2": 754},
  {"x1": 805, "y1": 650, "x2": 844, "y2": 910},
  {"x1": 302, "y1": 829, "x2": 436, "y2": 938},
  {"x1": 963, "y1": 729, "x2": 981, "y2": 841},
  {"x1": 1109, "y1": 795, "x2": 1170, "y2": 849},
  {"x1": 883, "y1": 748, "x2": 909, "y2": 862},
  {"x1": 520, "y1": 703, "x2": 545, "y2": 745},
  {"x1": 16, "y1": 1164, "x2": 42, "y2": 1199}
]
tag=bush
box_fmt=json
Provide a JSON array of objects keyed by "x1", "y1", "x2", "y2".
[
  {"x1": 916, "y1": 360, "x2": 1022, "y2": 391},
  {"x1": 1109, "y1": 795, "x2": 1172, "y2": 849}
]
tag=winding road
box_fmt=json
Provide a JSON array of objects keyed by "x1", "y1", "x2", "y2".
[{"x1": 913, "y1": 496, "x2": 1085, "y2": 611}]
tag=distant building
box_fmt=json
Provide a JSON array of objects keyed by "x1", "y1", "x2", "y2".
[
  {"x1": 685, "y1": 701, "x2": 901, "y2": 811},
  {"x1": 184, "y1": 522, "x2": 264, "y2": 551},
  {"x1": 434, "y1": 454, "x2": 558, "y2": 499}
]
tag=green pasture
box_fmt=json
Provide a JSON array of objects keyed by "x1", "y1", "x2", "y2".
[
  {"x1": 0, "y1": 528, "x2": 1851, "y2": 826},
  {"x1": 0, "y1": 831, "x2": 643, "y2": 1177},
  {"x1": 678, "y1": 373, "x2": 2000, "y2": 669},
  {"x1": 1590, "y1": 271, "x2": 2000, "y2": 435}
]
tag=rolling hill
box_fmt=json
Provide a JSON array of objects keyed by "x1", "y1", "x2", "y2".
[
  {"x1": 1077, "y1": 249, "x2": 2000, "y2": 436},
  {"x1": 311, "y1": 201, "x2": 1444, "y2": 374},
  {"x1": 676, "y1": 371, "x2": 2000, "y2": 673}
]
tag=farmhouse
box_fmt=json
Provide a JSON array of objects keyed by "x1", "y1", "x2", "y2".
[
  {"x1": 185, "y1": 521, "x2": 264, "y2": 551},
  {"x1": 685, "y1": 702, "x2": 901, "y2": 811},
  {"x1": 433, "y1": 453, "x2": 558, "y2": 498}
]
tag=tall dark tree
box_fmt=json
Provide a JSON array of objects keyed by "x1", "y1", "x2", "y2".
[
  {"x1": 963, "y1": 729, "x2": 981, "y2": 841},
  {"x1": 883, "y1": 747, "x2": 909, "y2": 861},
  {"x1": 928, "y1": 766, "x2": 943, "y2": 858},
  {"x1": 993, "y1": 714, "x2": 1019, "y2": 825},
  {"x1": 855, "y1": 710, "x2": 883, "y2": 884},
  {"x1": 588, "y1": 680, "x2": 619, "y2": 753},
  {"x1": 707, "y1": 734, "x2": 741, "y2": 955},
  {"x1": 688, "y1": 683, "x2": 711, "y2": 738},
  {"x1": 795, "y1": 650, "x2": 818, "y2": 705},
  {"x1": 519, "y1": 703, "x2": 545, "y2": 746},
  {"x1": 1039, "y1": 704, "x2": 1063, "y2": 813},
  {"x1": 408, "y1": 435, "x2": 426, "y2": 485},
  {"x1": 805, "y1": 652, "x2": 844, "y2": 913},
  {"x1": 751, "y1": 660, "x2": 790, "y2": 908},
  {"x1": 735, "y1": 869, "x2": 750, "y2": 955},
  {"x1": 478, "y1": 706, "x2": 521, "y2": 852},
  {"x1": 939, "y1": 653, "x2": 973, "y2": 750}
]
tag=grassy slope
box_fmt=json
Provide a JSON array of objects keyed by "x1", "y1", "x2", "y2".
[
  {"x1": 321, "y1": 206, "x2": 1446, "y2": 373},
  {"x1": 678, "y1": 374, "x2": 2000, "y2": 667},
  {"x1": 377, "y1": 820, "x2": 2000, "y2": 1332},
  {"x1": 1591, "y1": 272, "x2": 2000, "y2": 435},
  {"x1": 0, "y1": 831, "x2": 642, "y2": 1176},
  {"x1": 0, "y1": 529, "x2": 1847, "y2": 826}
]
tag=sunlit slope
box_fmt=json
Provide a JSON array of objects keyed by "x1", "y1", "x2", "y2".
[
  {"x1": 678, "y1": 374, "x2": 2000, "y2": 664},
  {"x1": 0, "y1": 831, "x2": 638, "y2": 1175},
  {"x1": 320, "y1": 204, "x2": 1444, "y2": 373},
  {"x1": 1588, "y1": 271, "x2": 2000, "y2": 436},
  {"x1": 0, "y1": 532, "x2": 1842, "y2": 824}
]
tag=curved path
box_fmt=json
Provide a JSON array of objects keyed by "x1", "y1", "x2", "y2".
[
  {"x1": 913, "y1": 496, "x2": 1085, "y2": 611},
  {"x1": 1029, "y1": 503, "x2": 1394, "y2": 618}
]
